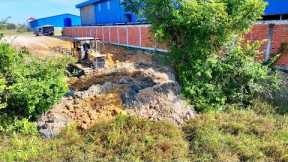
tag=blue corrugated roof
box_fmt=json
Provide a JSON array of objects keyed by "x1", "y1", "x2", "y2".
[
  {"x1": 76, "y1": 0, "x2": 107, "y2": 8},
  {"x1": 265, "y1": 0, "x2": 288, "y2": 15},
  {"x1": 76, "y1": 0, "x2": 288, "y2": 16},
  {"x1": 30, "y1": 13, "x2": 80, "y2": 23}
]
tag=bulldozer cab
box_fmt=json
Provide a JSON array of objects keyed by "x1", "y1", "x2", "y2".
[{"x1": 72, "y1": 37, "x2": 106, "y2": 69}]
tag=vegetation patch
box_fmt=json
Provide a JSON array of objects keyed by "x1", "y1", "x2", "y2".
[
  {"x1": 183, "y1": 109, "x2": 288, "y2": 162},
  {"x1": 83, "y1": 115, "x2": 188, "y2": 161},
  {"x1": 0, "y1": 115, "x2": 189, "y2": 162},
  {"x1": 0, "y1": 43, "x2": 71, "y2": 118},
  {"x1": 124, "y1": 0, "x2": 279, "y2": 111}
]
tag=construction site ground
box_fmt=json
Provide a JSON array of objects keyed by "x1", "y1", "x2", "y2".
[
  {"x1": 3, "y1": 33, "x2": 73, "y2": 58},
  {"x1": 2, "y1": 34, "x2": 195, "y2": 138}
]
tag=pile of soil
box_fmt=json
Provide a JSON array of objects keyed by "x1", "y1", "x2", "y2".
[
  {"x1": 38, "y1": 83, "x2": 125, "y2": 138},
  {"x1": 101, "y1": 44, "x2": 153, "y2": 64},
  {"x1": 38, "y1": 45, "x2": 195, "y2": 138}
]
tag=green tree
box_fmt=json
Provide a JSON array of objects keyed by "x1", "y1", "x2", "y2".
[{"x1": 124, "y1": 0, "x2": 279, "y2": 111}]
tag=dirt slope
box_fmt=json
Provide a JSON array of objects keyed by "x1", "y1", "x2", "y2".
[{"x1": 3, "y1": 34, "x2": 72, "y2": 58}]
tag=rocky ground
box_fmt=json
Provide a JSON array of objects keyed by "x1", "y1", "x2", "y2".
[{"x1": 37, "y1": 44, "x2": 196, "y2": 138}]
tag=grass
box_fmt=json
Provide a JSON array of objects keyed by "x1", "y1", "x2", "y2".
[
  {"x1": 183, "y1": 105, "x2": 288, "y2": 162},
  {"x1": 1, "y1": 101, "x2": 288, "y2": 162},
  {"x1": 83, "y1": 115, "x2": 188, "y2": 161},
  {"x1": 0, "y1": 115, "x2": 189, "y2": 162}
]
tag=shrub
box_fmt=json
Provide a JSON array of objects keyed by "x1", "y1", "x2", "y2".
[
  {"x1": 0, "y1": 43, "x2": 22, "y2": 76},
  {"x1": 183, "y1": 110, "x2": 288, "y2": 162},
  {"x1": 0, "y1": 114, "x2": 38, "y2": 135},
  {"x1": 124, "y1": 0, "x2": 280, "y2": 111},
  {"x1": 182, "y1": 41, "x2": 280, "y2": 111},
  {"x1": 0, "y1": 76, "x2": 6, "y2": 109},
  {"x1": 6, "y1": 58, "x2": 69, "y2": 117},
  {"x1": 0, "y1": 43, "x2": 70, "y2": 118}
]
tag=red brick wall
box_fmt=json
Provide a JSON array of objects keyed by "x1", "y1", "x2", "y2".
[
  {"x1": 63, "y1": 23, "x2": 288, "y2": 64},
  {"x1": 245, "y1": 24, "x2": 288, "y2": 65},
  {"x1": 63, "y1": 25, "x2": 164, "y2": 51}
]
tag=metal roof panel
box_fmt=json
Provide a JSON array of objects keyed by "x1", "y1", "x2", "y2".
[
  {"x1": 76, "y1": 0, "x2": 107, "y2": 8},
  {"x1": 265, "y1": 0, "x2": 288, "y2": 15}
]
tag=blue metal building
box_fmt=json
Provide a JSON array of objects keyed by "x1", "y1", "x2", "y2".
[
  {"x1": 76, "y1": 0, "x2": 288, "y2": 26},
  {"x1": 265, "y1": 0, "x2": 288, "y2": 16},
  {"x1": 29, "y1": 14, "x2": 81, "y2": 30},
  {"x1": 76, "y1": 0, "x2": 139, "y2": 25}
]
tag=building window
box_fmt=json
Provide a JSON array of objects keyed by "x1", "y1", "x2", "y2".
[
  {"x1": 98, "y1": 3, "x2": 102, "y2": 12},
  {"x1": 107, "y1": 1, "x2": 111, "y2": 10}
]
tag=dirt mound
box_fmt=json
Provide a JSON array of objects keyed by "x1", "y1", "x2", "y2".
[
  {"x1": 38, "y1": 47, "x2": 195, "y2": 138},
  {"x1": 38, "y1": 83, "x2": 125, "y2": 138},
  {"x1": 101, "y1": 44, "x2": 153, "y2": 64},
  {"x1": 63, "y1": 93, "x2": 124, "y2": 130}
]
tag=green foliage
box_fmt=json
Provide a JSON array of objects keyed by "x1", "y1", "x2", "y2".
[
  {"x1": 266, "y1": 81, "x2": 288, "y2": 114},
  {"x1": 183, "y1": 110, "x2": 288, "y2": 162},
  {"x1": 182, "y1": 41, "x2": 279, "y2": 111},
  {"x1": 0, "y1": 115, "x2": 189, "y2": 162},
  {"x1": 0, "y1": 76, "x2": 6, "y2": 109},
  {"x1": 0, "y1": 114, "x2": 38, "y2": 135},
  {"x1": 124, "y1": 0, "x2": 279, "y2": 111},
  {"x1": 0, "y1": 43, "x2": 70, "y2": 118}
]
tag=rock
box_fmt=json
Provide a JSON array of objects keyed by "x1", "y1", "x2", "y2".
[
  {"x1": 101, "y1": 82, "x2": 114, "y2": 93},
  {"x1": 37, "y1": 112, "x2": 70, "y2": 139},
  {"x1": 118, "y1": 76, "x2": 134, "y2": 84}
]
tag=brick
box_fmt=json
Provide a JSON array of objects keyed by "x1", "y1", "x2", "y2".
[
  {"x1": 110, "y1": 27, "x2": 118, "y2": 43},
  {"x1": 141, "y1": 27, "x2": 155, "y2": 48},
  {"x1": 118, "y1": 26, "x2": 127, "y2": 45},
  {"x1": 128, "y1": 26, "x2": 140, "y2": 46}
]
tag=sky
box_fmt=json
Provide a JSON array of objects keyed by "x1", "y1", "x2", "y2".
[{"x1": 0, "y1": 0, "x2": 84, "y2": 24}]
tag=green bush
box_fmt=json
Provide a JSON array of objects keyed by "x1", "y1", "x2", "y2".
[
  {"x1": 0, "y1": 76, "x2": 6, "y2": 109},
  {"x1": 0, "y1": 115, "x2": 189, "y2": 162},
  {"x1": 0, "y1": 43, "x2": 70, "y2": 118},
  {"x1": 124, "y1": 0, "x2": 279, "y2": 111},
  {"x1": 0, "y1": 114, "x2": 38, "y2": 135},
  {"x1": 182, "y1": 42, "x2": 279, "y2": 111},
  {"x1": 183, "y1": 110, "x2": 288, "y2": 162}
]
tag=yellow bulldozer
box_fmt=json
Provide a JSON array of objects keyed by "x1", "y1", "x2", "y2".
[{"x1": 71, "y1": 37, "x2": 106, "y2": 69}]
